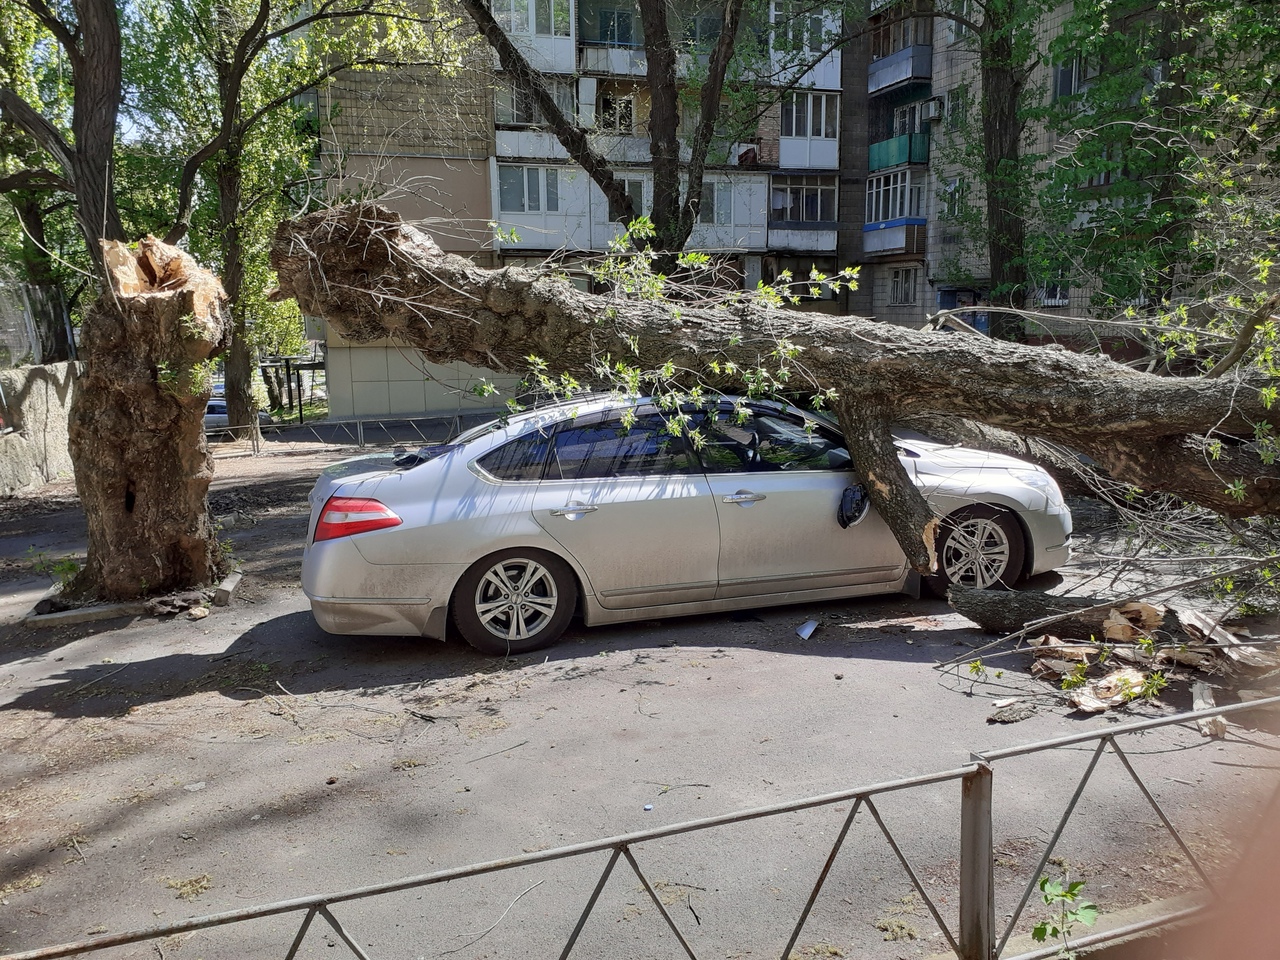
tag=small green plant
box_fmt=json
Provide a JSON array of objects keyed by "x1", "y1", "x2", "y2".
[
  {"x1": 29, "y1": 549, "x2": 79, "y2": 589},
  {"x1": 1060, "y1": 662, "x2": 1089, "y2": 690},
  {"x1": 1032, "y1": 875, "x2": 1098, "y2": 959}
]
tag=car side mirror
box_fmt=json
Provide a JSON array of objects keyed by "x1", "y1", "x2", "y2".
[{"x1": 838, "y1": 485, "x2": 870, "y2": 528}]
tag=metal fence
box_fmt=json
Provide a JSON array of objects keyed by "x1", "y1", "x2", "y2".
[{"x1": 6, "y1": 696, "x2": 1277, "y2": 960}]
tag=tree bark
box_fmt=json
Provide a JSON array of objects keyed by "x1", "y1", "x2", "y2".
[
  {"x1": 269, "y1": 204, "x2": 1280, "y2": 569},
  {"x1": 980, "y1": 6, "x2": 1030, "y2": 336},
  {"x1": 947, "y1": 585, "x2": 1187, "y2": 643},
  {"x1": 67, "y1": 237, "x2": 232, "y2": 601},
  {"x1": 215, "y1": 138, "x2": 261, "y2": 443}
]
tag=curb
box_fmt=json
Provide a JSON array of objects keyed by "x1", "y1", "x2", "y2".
[{"x1": 21, "y1": 569, "x2": 245, "y2": 628}]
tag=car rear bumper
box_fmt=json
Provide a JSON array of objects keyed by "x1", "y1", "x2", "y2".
[{"x1": 307, "y1": 596, "x2": 448, "y2": 639}]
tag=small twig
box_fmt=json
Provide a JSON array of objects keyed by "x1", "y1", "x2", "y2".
[
  {"x1": 66, "y1": 664, "x2": 128, "y2": 697},
  {"x1": 71, "y1": 836, "x2": 87, "y2": 863},
  {"x1": 646, "y1": 782, "x2": 712, "y2": 796},
  {"x1": 466, "y1": 740, "x2": 529, "y2": 763},
  {"x1": 438, "y1": 879, "x2": 543, "y2": 955},
  {"x1": 687, "y1": 893, "x2": 701, "y2": 925},
  {"x1": 210, "y1": 651, "x2": 246, "y2": 663}
]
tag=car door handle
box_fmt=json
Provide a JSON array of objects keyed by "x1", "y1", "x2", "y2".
[
  {"x1": 722, "y1": 492, "x2": 766, "y2": 504},
  {"x1": 550, "y1": 502, "x2": 599, "y2": 517}
]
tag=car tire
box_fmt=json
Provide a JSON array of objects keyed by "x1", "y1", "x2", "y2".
[
  {"x1": 451, "y1": 548, "x2": 578, "y2": 655},
  {"x1": 924, "y1": 505, "x2": 1025, "y2": 597}
]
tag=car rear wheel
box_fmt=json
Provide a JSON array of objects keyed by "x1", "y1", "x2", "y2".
[
  {"x1": 452, "y1": 549, "x2": 577, "y2": 655},
  {"x1": 924, "y1": 505, "x2": 1025, "y2": 597}
]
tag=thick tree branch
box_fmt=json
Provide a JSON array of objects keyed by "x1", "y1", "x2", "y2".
[
  {"x1": 1205, "y1": 293, "x2": 1280, "y2": 379},
  {"x1": 0, "y1": 88, "x2": 75, "y2": 174},
  {"x1": 269, "y1": 204, "x2": 1280, "y2": 565},
  {"x1": 0, "y1": 167, "x2": 74, "y2": 194}
]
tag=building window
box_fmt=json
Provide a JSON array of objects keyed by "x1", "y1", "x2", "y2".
[
  {"x1": 770, "y1": 175, "x2": 836, "y2": 222},
  {"x1": 865, "y1": 170, "x2": 923, "y2": 223},
  {"x1": 1054, "y1": 57, "x2": 1098, "y2": 101},
  {"x1": 698, "y1": 181, "x2": 732, "y2": 225},
  {"x1": 684, "y1": 14, "x2": 721, "y2": 47},
  {"x1": 893, "y1": 102, "x2": 922, "y2": 136},
  {"x1": 495, "y1": 78, "x2": 575, "y2": 125},
  {"x1": 941, "y1": 176, "x2": 966, "y2": 219},
  {"x1": 890, "y1": 268, "x2": 918, "y2": 305},
  {"x1": 869, "y1": 0, "x2": 932, "y2": 60},
  {"x1": 599, "y1": 8, "x2": 636, "y2": 45},
  {"x1": 781, "y1": 92, "x2": 839, "y2": 139},
  {"x1": 772, "y1": 0, "x2": 825, "y2": 53},
  {"x1": 498, "y1": 165, "x2": 561, "y2": 213},
  {"x1": 609, "y1": 178, "x2": 645, "y2": 222},
  {"x1": 598, "y1": 94, "x2": 635, "y2": 133},
  {"x1": 946, "y1": 84, "x2": 969, "y2": 130},
  {"x1": 493, "y1": 0, "x2": 569, "y2": 36},
  {"x1": 1037, "y1": 281, "x2": 1070, "y2": 307},
  {"x1": 534, "y1": 0, "x2": 571, "y2": 36},
  {"x1": 1085, "y1": 143, "x2": 1123, "y2": 188},
  {"x1": 950, "y1": 0, "x2": 975, "y2": 42}
]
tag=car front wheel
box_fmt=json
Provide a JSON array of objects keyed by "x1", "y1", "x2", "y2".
[
  {"x1": 924, "y1": 505, "x2": 1025, "y2": 597},
  {"x1": 452, "y1": 549, "x2": 577, "y2": 655}
]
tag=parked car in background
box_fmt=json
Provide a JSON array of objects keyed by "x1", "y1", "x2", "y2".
[
  {"x1": 301, "y1": 396, "x2": 1072, "y2": 655},
  {"x1": 204, "y1": 399, "x2": 272, "y2": 435}
]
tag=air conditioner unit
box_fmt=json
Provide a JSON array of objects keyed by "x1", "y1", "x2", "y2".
[{"x1": 920, "y1": 98, "x2": 944, "y2": 122}]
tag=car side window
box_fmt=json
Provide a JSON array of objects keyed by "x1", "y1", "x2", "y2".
[
  {"x1": 476, "y1": 432, "x2": 553, "y2": 481},
  {"x1": 546, "y1": 414, "x2": 699, "y2": 480},
  {"x1": 695, "y1": 409, "x2": 852, "y2": 473}
]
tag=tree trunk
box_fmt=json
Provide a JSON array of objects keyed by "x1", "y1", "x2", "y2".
[
  {"x1": 215, "y1": 141, "x2": 260, "y2": 443},
  {"x1": 980, "y1": 5, "x2": 1030, "y2": 339},
  {"x1": 66, "y1": 237, "x2": 232, "y2": 601},
  {"x1": 269, "y1": 204, "x2": 1280, "y2": 570},
  {"x1": 639, "y1": 0, "x2": 684, "y2": 253}
]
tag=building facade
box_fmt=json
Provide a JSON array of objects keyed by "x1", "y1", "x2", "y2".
[{"x1": 315, "y1": 0, "x2": 1104, "y2": 416}]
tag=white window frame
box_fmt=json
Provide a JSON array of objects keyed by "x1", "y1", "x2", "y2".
[
  {"x1": 498, "y1": 165, "x2": 562, "y2": 214},
  {"x1": 890, "y1": 267, "x2": 918, "y2": 305},
  {"x1": 770, "y1": 175, "x2": 837, "y2": 223},
  {"x1": 698, "y1": 181, "x2": 733, "y2": 225},
  {"x1": 533, "y1": 0, "x2": 571, "y2": 36},
  {"x1": 893, "y1": 102, "x2": 921, "y2": 136},
  {"x1": 493, "y1": 0, "x2": 569, "y2": 36},
  {"x1": 781, "y1": 91, "x2": 839, "y2": 140},
  {"x1": 1037, "y1": 281, "x2": 1070, "y2": 307},
  {"x1": 865, "y1": 169, "x2": 923, "y2": 223},
  {"x1": 495, "y1": 78, "x2": 576, "y2": 126},
  {"x1": 598, "y1": 93, "x2": 635, "y2": 133},
  {"x1": 772, "y1": 0, "x2": 825, "y2": 54},
  {"x1": 609, "y1": 177, "x2": 645, "y2": 222},
  {"x1": 941, "y1": 176, "x2": 966, "y2": 220}
]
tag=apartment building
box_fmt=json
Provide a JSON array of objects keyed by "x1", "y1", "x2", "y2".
[
  {"x1": 315, "y1": 0, "x2": 1115, "y2": 415},
  {"x1": 315, "y1": 2, "x2": 849, "y2": 417},
  {"x1": 490, "y1": 0, "x2": 844, "y2": 297}
]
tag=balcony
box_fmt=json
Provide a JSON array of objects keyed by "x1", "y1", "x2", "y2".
[
  {"x1": 868, "y1": 44, "x2": 933, "y2": 95},
  {"x1": 578, "y1": 41, "x2": 649, "y2": 75},
  {"x1": 863, "y1": 217, "x2": 927, "y2": 256},
  {"x1": 868, "y1": 133, "x2": 929, "y2": 172}
]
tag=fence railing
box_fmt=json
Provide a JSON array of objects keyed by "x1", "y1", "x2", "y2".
[{"x1": 6, "y1": 697, "x2": 1277, "y2": 960}]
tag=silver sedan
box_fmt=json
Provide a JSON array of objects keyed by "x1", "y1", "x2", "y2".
[{"x1": 301, "y1": 397, "x2": 1072, "y2": 655}]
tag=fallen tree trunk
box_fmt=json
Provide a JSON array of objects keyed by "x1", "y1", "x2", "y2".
[
  {"x1": 269, "y1": 204, "x2": 1280, "y2": 571},
  {"x1": 947, "y1": 585, "x2": 1184, "y2": 641}
]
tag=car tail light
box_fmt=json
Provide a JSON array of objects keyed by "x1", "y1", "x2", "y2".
[{"x1": 314, "y1": 496, "x2": 402, "y2": 542}]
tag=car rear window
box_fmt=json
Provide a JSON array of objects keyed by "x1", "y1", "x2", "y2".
[{"x1": 476, "y1": 432, "x2": 553, "y2": 481}]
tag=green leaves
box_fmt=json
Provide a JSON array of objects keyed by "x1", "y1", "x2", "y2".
[{"x1": 1032, "y1": 875, "x2": 1098, "y2": 958}]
